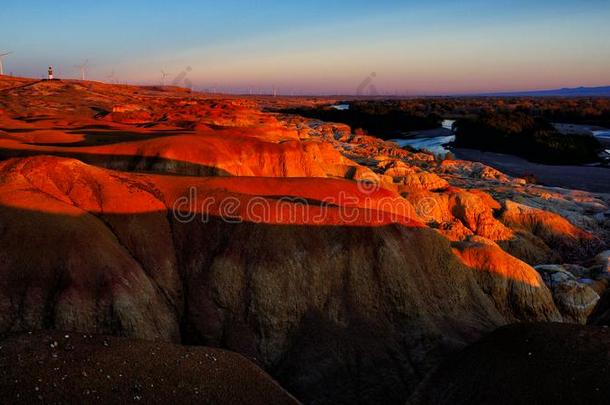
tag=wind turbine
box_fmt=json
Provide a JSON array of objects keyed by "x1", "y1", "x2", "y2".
[
  {"x1": 0, "y1": 52, "x2": 12, "y2": 76},
  {"x1": 74, "y1": 59, "x2": 90, "y2": 81},
  {"x1": 160, "y1": 70, "x2": 171, "y2": 86},
  {"x1": 106, "y1": 70, "x2": 118, "y2": 84}
]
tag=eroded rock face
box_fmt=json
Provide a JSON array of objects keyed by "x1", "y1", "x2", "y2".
[
  {"x1": 552, "y1": 281, "x2": 600, "y2": 324},
  {"x1": 452, "y1": 236, "x2": 561, "y2": 322},
  {"x1": 398, "y1": 172, "x2": 450, "y2": 193},
  {"x1": 589, "y1": 252, "x2": 610, "y2": 325},
  {"x1": 450, "y1": 191, "x2": 513, "y2": 241},
  {"x1": 535, "y1": 265, "x2": 600, "y2": 323},
  {"x1": 176, "y1": 220, "x2": 507, "y2": 403},
  {"x1": 0, "y1": 158, "x2": 181, "y2": 341},
  {"x1": 0, "y1": 156, "x2": 565, "y2": 404},
  {"x1": 439, "y1": 159, "x2": 516, "y2": 183},
  {"x1": 501, "y1": 200, "x2": 600, "y2": 262}
]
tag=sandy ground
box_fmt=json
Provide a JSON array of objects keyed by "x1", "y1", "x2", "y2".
[{"x1": 452, "y1": 148, "x2": 610, "y2": 194}]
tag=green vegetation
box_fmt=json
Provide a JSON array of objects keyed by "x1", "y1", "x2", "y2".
[{"x1": 453, "y1": 112, "x2": 602, "y2": 164}]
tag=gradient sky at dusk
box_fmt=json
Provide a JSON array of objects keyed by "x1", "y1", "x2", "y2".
[{"x1": 1, "y1": 0, "x2": 610, "y2": 95}]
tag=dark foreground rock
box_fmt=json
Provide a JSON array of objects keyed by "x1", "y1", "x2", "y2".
[
  {"x1": 408, "y1": 323, "x2": 610, "y2": 405},
  {"x1": 0, "y1": 331, "x2": 298, "y2": 405}
]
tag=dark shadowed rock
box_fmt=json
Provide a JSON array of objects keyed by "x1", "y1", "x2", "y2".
[
  {"x1": 408, "y1": 323, "x2": 610, "y2": 405},
  {"x1": 0, "y1": 331, "x2": 298, "y2": 405}
]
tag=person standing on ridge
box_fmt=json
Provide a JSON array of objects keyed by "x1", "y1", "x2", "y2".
[{"x1": 48, "y1": 66, "x2": 54, "y2": 80}]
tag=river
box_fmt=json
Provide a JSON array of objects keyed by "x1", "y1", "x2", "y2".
[
  {"x1": 390, "y1": 120, "x2": 455, "y2": 157},
  {"x1": 593, "y1": 129, "x2": 610, "y2": 140}
]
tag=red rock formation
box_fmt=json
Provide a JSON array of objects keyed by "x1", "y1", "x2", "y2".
[
  {"x1": 452, "y1": 236, "x2": 561, "y2": 322},
  {"x1": 0, "y1": 155, "x2": 562, "y2": 403},
  {"x1": 501, "y1": 200, "x2": 601, "y2": 262}
]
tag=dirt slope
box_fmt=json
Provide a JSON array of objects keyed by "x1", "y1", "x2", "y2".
[{"x1": 0, "y1": 331, "x2": 298, "y2": 405}]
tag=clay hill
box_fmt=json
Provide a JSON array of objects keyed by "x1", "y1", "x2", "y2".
[
  {"x1": 0, "y1": 76, "x2": 609, "y2": 403},
  {"x1": 0, "y1": 331, "x2": 297, "y2": 404}
]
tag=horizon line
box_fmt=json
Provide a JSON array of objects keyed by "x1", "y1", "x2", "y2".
[{"x1": 2, "y1": 73, "x2": 610, "y2": 98}]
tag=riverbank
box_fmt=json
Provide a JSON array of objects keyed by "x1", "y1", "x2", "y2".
[
  {"x1": 452, "y1": 148, "x2": 610, "y2": 194},
  {"x1": 389, "y1": 120, "x2": 455, "y2": 156}
]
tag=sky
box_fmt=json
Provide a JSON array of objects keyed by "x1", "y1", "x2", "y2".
[{"x1": 1, "y1": 0, "x2": 610, "y2": 95}]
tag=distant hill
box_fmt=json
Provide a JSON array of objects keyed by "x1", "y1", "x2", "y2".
[{"x1": 479, "y1": 85, "x2": 610, "y2": 97}]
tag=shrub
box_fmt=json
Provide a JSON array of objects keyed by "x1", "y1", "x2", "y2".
[{"x1": 454, "y1": 112, "x2": 602, "y2": 164}]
